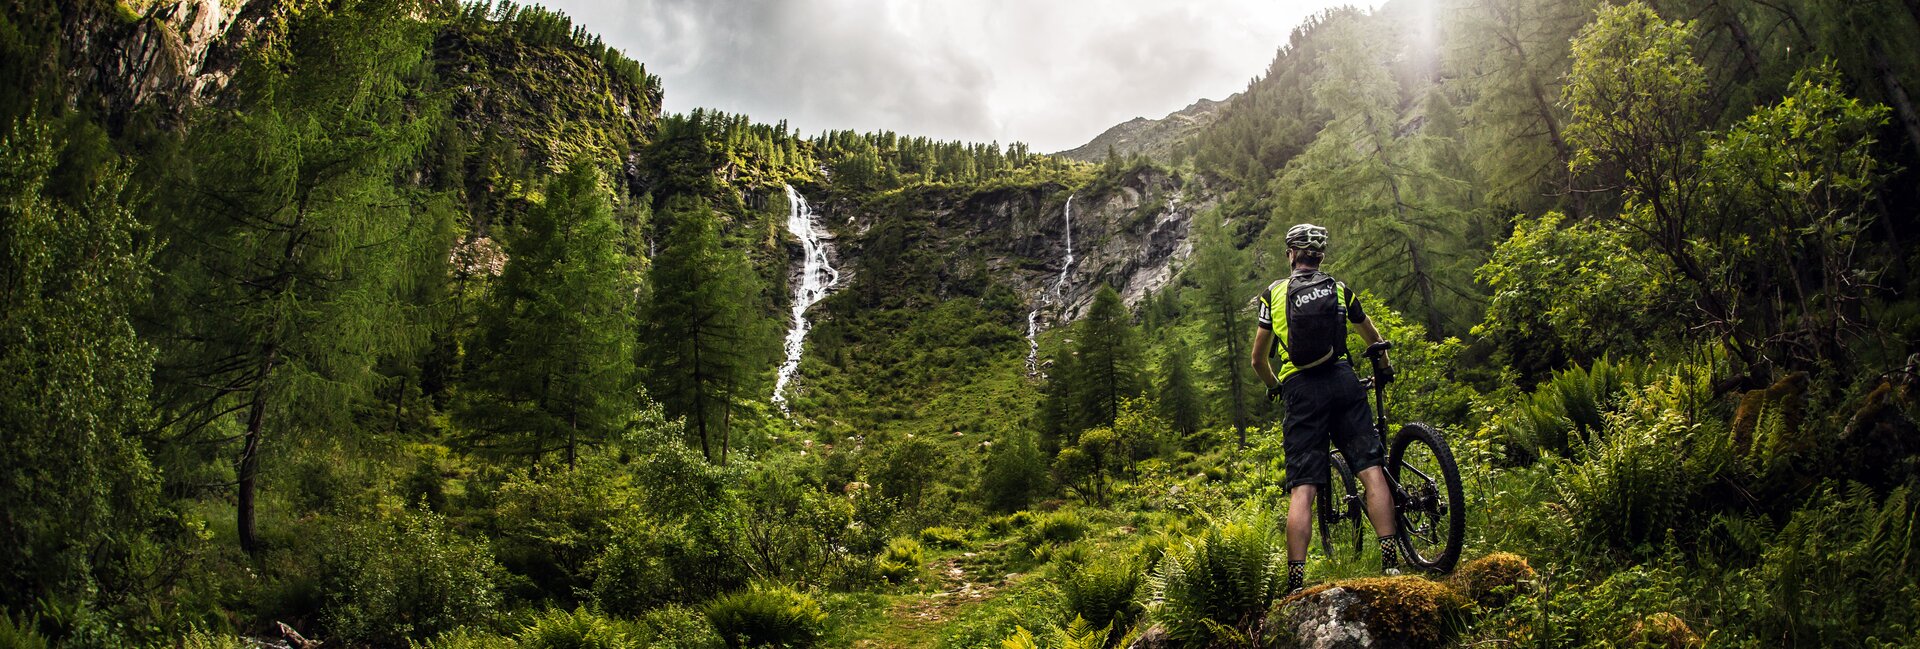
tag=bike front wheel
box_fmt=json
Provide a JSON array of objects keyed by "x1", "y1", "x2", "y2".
[{"x1": 1388, "y1": 423, "x2": 1465, "y2": 573}]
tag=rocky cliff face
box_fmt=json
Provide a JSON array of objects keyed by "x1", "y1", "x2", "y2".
[
  {"x1": 818, "y1": 166, "x2": 1217, "y2": 330},
  {"x1": 55, "y1": 0, "x2": 290, "y2": 129}
]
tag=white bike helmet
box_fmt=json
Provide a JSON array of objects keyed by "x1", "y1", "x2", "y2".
[{"x1": 1286, "y1": 223, "x2": 1329, "y2": 252}]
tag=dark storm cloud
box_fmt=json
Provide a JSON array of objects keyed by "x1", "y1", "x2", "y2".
[{"x1": 538, "y1": 0, "x2": 1351, "y2": 151}]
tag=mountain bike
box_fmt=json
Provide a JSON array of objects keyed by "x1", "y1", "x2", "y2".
[{"x1": 1311, "y1": 341, "x2": 1466, "y2": 573}]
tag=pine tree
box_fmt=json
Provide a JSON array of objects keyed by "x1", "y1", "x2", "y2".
[
  {"x1": 1157, "y1": 339, "x2": 1204, "y2": 437},
  {"x1": 1073, "y1": 286, "x2": 1145, "y2": 431},
  {"x1": 144, "y1": 0, "x2": 445, "y2": 553},
  {"x1": 643, "y1": 196, "x2": 758, "y2": 463},
  {"x1": 1188, "y1": 212, "x2": 1254, "y2": 446},
  {"x1": 458, "y1": 160, "x2": 638, "y2": 466}
]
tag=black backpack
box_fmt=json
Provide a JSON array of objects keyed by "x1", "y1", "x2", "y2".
[{"x1": 1272, "y1": 271, "x2": 1348, "y2": 370}]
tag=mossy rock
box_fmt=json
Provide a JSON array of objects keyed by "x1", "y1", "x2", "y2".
[
  {"x1": 1266, "y1": 576, "x2": 1471, "y2": 649},
  {"x1": 1447, "y1": 552, "x2": 1536, "y2": 609},
  {"x1": 1626, "y1": 612, "x2": 1703, "y2": 649}
]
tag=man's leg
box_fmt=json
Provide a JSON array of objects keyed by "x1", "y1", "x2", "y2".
[
  {"x1": 1286, "y1": 484, "x2": 1316, "y2": 592},
  {"x1": 1355, "y1": 466, "x2": 1400, "y2": 570}
]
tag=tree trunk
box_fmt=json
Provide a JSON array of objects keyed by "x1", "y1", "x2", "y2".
[
  {"x1": 237, "y1": 384, "x2": 268, "y2": 554},
  {"x1": 1712, "y1": 0, "x2": 1763, "y2": 78},
  {"x1": 1873, "y1": 43, "x2": 1920, "y2": 154}
]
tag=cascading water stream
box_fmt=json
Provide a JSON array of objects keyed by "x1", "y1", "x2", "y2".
[
  {"x1": 1026, "y1": 194, "x2": 1075, "y2": 375},
  {"x1": 771, "y1": 185, "x2": 839, "y2": 411}
]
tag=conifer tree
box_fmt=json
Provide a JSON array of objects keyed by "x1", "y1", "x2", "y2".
[
  {"x1": 1157, "y1": 339, "x2": 1204, "y2": 437},
  {"x1": 144, "y1": 0, "x2": 445, "y2": 553},
  {"x1": 458, "y1": 160, "x2": 638, "y2": 466},
  {"x1": 1073, "y1": 286, "x2": 1145, "y2": 431},
  {"x1": 643, "y1": 196, "x2": 758, "y2": 463},
  {"x1": 1188, "y1": 212, "x2": 1254, "y2": 446}
]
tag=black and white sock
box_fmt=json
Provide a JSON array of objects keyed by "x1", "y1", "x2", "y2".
[
  {"x1": 1379, "y1": 535, "x2": 1401, "y2": 570},
  {"x1": 1286, "y1": 560, "x2": 1307, "y2": 593}
]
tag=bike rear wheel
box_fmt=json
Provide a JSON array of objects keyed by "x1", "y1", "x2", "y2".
[
  {"x1": 1388, "y1": 423, "x2": 1465, "y2": 573},
  {"x1": 1316, "y1": 454, "x2": 1363, "y2": 558}
]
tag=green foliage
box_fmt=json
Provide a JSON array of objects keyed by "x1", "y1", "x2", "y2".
[
  {"x1": 1719, "y1": 483, "x2": 1920, "y2": 645},
  {"x1": 1556, "y1": 366, "x2": 1723, "y2": 554},
  {"x1": 1145, "y1": 510, "x2": 1287, "y2": 645},
  {"x1": 146, "y1": 0, "x2": 450, "y2": 552},
  {"x1": 0, "y1": 118, "x2": 159, "y2": 612},
  {"x1": 875, "y1": 538, "x2": 925, "y2": 585},
  {"x1": 1185, "y1": 211, "x2": 1254, "y2": 438},
  {"x1": 1056, "y1": 555, "x2": 1143, "y2": 634},
  {"x1": 643, "y1": 195, "x2": 766, "y2": 462},
  {"x1": 1070, "y1": 287, "x2": 1147, "y2": 432},
  {"x1": 459, "y1": 159, "x2": 639, "y2": 464},
  {"x1": 981, "y1": 431, "x2": 1052, "y2": 513},
  {"x1": 920, "y1": 527, "x2": 970, "y2": 550},
  {"x1": 1155, "y1": 339, "x2": 1204, "y2": 437},
  {"x1": 518, "y1": 607, "x2": 630, "y2": 649},
  {"x1": 632, "y1": 605, "x2": 726, "y2": 649},
  {"x1": 310, "y1": 510, "x2": 501, "y2": 644},
  {"x1": 1473, "y1": 213, "x2": 1679, "y2": 379},
  {"x1": 1028, "y1": 513, "x2": 1090, "y2": 547},
  {"x1": 1493, "y1": 356, "x2": 1658, "y2": 463},
  {"x1": 704, "y1": 585, "x2": 829, "y2": 649}
]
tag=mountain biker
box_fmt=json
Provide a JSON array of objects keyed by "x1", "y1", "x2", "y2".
[{"x1": 1251, "y1": 223, "x2": 1400, "y2": 593}]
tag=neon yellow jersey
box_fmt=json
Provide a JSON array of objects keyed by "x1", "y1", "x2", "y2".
[{"x1": 1256, "y1": 271, "x2": 1364, "y2": 383}]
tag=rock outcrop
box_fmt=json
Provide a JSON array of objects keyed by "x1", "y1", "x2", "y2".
[
  {"x1": 55, "y1": 0, "x2": 293, "y2": 129},
  {"x1": 1266, "y1": 576, "x2": 1471, "y2": 649}
]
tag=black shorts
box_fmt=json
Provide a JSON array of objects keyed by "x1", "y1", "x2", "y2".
[{"x1": 1281, "y1": 361, "x2": 1385, "y2": 490}]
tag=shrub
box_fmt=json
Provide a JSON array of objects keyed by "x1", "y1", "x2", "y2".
[
  {"x1": 418, "y1": 627, "x2": 518, "y2": 649},
  {"x1": 313, "y1": 510, "x2": 500, "y2": 644},
  {"x1": 1028, "y1": 512, "x2": 1089, "y2": 546},
  {"x1": 1145, "y1": 510, "x2": 1287, "y2": 645},
  {"x1": 986, "y1": 511, "x2": 1037, "y2": 536},
  {"x1": 0, "y1": 614, "x2": 49, "y2": 649},
  {"x1": 1057, "y1": 556, "x2": 1142, "y2": 634},
  {"x1": 632, "y1": 605, "x2": 724, "y2": 649},
  {"x1": 1496, "y1": 356, "x2": 1654, "y2": 463},
  {"x1": 875, "y1": 538, "x2": 925, "y2": 584},
  {"x1": 1448, "y1": 553, "x2": 1536, "y2": 609},
  {"x1": 595, "y1": 509, "x2": 756, "y2": 615},
  {"x1": 705, "y1": 585, "x2": 828, "y2": 649},
  {"x1": 517, "y1": 607, "x2": 629, "y2": 649},
  {"x1": 919, "y1": 526, "x2": 968, "y2": 549}
]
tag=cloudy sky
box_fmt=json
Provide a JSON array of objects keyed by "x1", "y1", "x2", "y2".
[{"x1": 538, "y1": 0, "x2": 1361, "y2": 152}]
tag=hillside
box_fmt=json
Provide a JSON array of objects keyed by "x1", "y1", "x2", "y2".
[
  {"x1": 1055, "y1": 96, "x2": 1233, "y2": 164},
  {"x1": 4, "y1": 0, "x2": 1920, "y2": 648}
]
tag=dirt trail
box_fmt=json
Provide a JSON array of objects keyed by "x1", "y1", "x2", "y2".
[{"x1": 851, "y1": 549, "x2": 1019, "y2": 649}]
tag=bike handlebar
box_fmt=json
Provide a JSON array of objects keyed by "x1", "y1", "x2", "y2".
[{"x1": 1363, "y1": 341, "x2": 1393, "y2": 359}]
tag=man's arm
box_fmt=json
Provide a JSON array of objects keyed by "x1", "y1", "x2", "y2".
[{"x1": 1252, "y1": 327, "x2": 1279, "y2": 388}]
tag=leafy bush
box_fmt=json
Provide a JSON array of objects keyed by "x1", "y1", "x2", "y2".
[
  {"x1": 1558, "y1": 370, "x2": 1720, "y2": 553},
  {"x1": 919, "y1": 526, "x2": 969, "y2": 549},
  {"x1": 632, "y1": 605, "x2": 725, "y2": 649},
  {"x1": 592, "y1": 511, "x2": 754, "y2": 615},
  {"x1": 0, "y1": 614, "x2": 49, "y2": 649},
  {"x1": 418, "y1": 627, "x2": 517, "y2": 649},
  {"x1": 312, "y1": 509, "x2": 501, "y2": 644},
  {"x1": 517, "y1": 607, "x2": 629, "y2": 649},
  {"x1": 705, "y1": 585, "x2": 829, "y2": 649},
  {"x1": 1719, "y1": 483, "x2": 1920, "y2": 645},
  {"x1": 875, "y1": 538, "x2": 925, "y2": 584},
  {"x1": 1145, "y1": 510, "x2": 1287, "y2": 645}
]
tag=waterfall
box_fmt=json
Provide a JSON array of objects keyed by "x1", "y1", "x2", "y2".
[
  {"x1": 1026, "y1": 194, "x2": 1075, "y2": 375},
  {"x1": 771, "y1": 185, "x2": 839, "y2": 411}
]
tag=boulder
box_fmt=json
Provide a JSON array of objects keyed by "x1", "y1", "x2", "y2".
[
  {"x1": 1447, "y1": 552, "x2": 1537, "y2": 609},
  {"x1": 1266, "y1": 576, "x2": 1471, "y2": 649},
  {"x1": 1628, "y1": 612, "x2": 1704, "y2": 649}
]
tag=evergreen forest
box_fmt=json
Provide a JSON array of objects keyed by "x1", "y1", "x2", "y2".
[{"x1": 4, "y1": 0, "x2": 1920, "y2": 647}]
